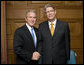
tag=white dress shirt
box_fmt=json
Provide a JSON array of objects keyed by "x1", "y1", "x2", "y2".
[
  {"x1": 26, "y1": 23, "x2": 37, "y2": 46},
  {"x1": 48, "y1": 18, "x2": 57, "y2": 30}
]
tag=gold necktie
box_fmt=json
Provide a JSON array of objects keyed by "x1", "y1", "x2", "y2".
[{"x1": 50, "y1": 22, "x2": 54, "y2": 36}]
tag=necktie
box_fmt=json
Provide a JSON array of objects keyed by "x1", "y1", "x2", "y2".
[
  {"x1": 50, "y1": 22, "x2": 54, "y2": 36},
  {"x1": 31, "y1": 28, "x2": 36, "y2": 48}
]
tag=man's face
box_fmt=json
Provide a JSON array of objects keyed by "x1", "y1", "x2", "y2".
[
  {"x1": 25, "y1": 12, "x2": 36, "y2": 27},
  {"x1": 45, "y1": 7, "x2": 56, "y2": 21}
]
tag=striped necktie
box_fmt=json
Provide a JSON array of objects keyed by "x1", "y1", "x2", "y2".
[
  {"x1": 31, "y1": 28, "x2": 36, "y2": 48},
  {"x1": 50, "y1": 22, "x2": 54, "y2": 36}
]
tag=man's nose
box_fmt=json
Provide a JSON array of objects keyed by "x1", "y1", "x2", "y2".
[
  {"x1": 49, "y1": 12, "x2": 52, "y2": 15},
  {"x1": 31, "y1": 19, "x2": 34, "y2": 21}
]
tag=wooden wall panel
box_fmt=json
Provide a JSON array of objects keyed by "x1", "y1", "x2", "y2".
[
  {"x1": 1, "y1": 1, "x2": 7, "y2": 64},
  {"x1": 6, "y1": 1, "x2": 83, "y2": 64},
  {"x1": 7, "y1": 50, "x2": 16, "y2": 64},
  {"x1": 7, "y1": 9, "x2": 27, "y2": 19},
  {"x1": 56, "y1": 9, "x2": 83, "y2": 19}
]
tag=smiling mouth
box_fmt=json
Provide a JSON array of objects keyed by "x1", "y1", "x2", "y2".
[
  {"x1": 49, "y1": 15, "x2": 52, "y2": 17},
  {"x1": 31, "y1": 21, "x2": 35, "y2": 24}
]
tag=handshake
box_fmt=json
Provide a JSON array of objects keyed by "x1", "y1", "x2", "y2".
[{"x1": 32, "y1": 51, "x2": 41, "y2": 61}]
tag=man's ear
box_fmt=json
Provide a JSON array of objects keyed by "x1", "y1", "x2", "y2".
[
  {"x1": 25, "y1": 17, "x2": 27, "y2": 21},
  {"x1": 55, "y1": 10, "x2": 56, "y2": 15}
]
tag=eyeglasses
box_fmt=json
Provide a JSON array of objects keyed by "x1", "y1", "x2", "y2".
[{"x1": 46, "y1": 10, "x2": 55, "y2": 14}]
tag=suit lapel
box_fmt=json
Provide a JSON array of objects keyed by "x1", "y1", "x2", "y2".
[
  {"x1": 34, "y1": 28, "x2": 38, "y2": 39},
  {"x1": 45, "y1": 21, "x2": 52, "y2": 39},
  {"x1": 45, "y1": 20, "x2": 59, "y2": 39},
  {"x1": 23, "y1": 25, "x2": 35, "y2": 48},
  {"x1": 34, "y1": 28, "x2": 38, "y2": 48},
  {"x1": 53, "y1": 20, "x2": 60, "y2": 39}
]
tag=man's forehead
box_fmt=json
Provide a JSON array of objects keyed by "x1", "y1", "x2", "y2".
[{"x1": 46, "y1": 7, "x2": 54, "y2": 11}]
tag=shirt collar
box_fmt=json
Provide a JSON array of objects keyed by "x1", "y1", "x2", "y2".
[
  {"x1": 48, "y1": 18, "x2": 57, "y2": 26},
  {"x1": 26, "y1": 23, "x2": 33, "y2": 31}
]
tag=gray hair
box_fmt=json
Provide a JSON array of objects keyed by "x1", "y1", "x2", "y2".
[
  {"x1": 44, "y1": 4, "x2": 56, "y2": 12},
  {"x1": 25, "y1": 9, "x2": 36, "y2": 18}
]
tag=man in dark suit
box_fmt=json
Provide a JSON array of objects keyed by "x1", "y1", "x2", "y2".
[
  {"x1": 39, "y1": 4, "x2": 70, "y2": 64},
  {"x1": 13, "y1": 9, "x2": 40, "y2": 64}
]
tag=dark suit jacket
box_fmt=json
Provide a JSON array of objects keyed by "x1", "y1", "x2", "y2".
[
  {"x1": 38, "y1": 19, "x2": 70, "y2": 64},
  {"x1": 13, "y1": 24, "x2": 39, "y2": 64}
]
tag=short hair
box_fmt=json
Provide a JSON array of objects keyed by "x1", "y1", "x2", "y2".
[
  {"x1": 25, "y1": 9, "x2": 36, "y2": 18},
  {"x1": 44, "y1": 4, "x2": 56, "y2": 12}
]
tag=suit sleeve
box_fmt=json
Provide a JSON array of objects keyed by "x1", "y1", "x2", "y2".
[
  {"x1": 13, "y1": 29, "x2": 32, "y2": 62},
  {"x1": 65, "y1": 23, "x2": 70, "y2": 60}
]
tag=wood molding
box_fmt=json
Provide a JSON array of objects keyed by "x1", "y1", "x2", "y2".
[{"x1": 1, "y1": 1, "x2": 7, "y2": 64}]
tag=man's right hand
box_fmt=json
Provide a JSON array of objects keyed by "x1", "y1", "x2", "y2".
[{"x1": 32, "y1": 51, "x2": 41, "y2": 60}]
